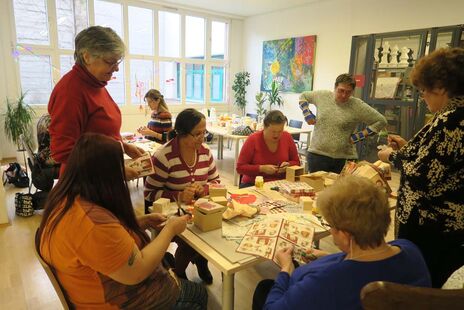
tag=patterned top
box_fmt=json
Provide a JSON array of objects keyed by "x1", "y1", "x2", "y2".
[
  {"x1": 390, "y1": 96, "x2": 464, "y2": 234},
  {"x1": 144, "y1": 137, "x2": 220, "y2": 202},
  {"x1": 299, "y1": 90, "x2": 387, "y2": 159},
  {"x1": 147, "y1": 111, "x2": 172, "y2": 144}
]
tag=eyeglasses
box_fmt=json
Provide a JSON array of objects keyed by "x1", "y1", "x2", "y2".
[
  {"x1": 336, "y1": 87, "x2": 353, "y2": 96},
  {"x1": 189, "y1": 130, "x2": 206, "y2": 140},
  {"x1": 102, "y1": 57, "x2": 123, "y2": 68},
  {"x1": 319, "y1": 217, "x2": 332, "y2": 230}
]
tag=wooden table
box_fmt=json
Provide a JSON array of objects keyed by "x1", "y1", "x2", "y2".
[{"x1": 207, "y1": 126, "x2": 313, "y2": 186}]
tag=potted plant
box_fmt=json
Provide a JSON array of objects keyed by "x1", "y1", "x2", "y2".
[
  {"x1": 3, "y1": 92, "x2": 35, "y2": 157},
  {"x1": 232, "y1": 71, "x2": 250, "y2": 115},
  {"x1": 267, "y1": 80, "x2": 283, "y2": 109},
  {"x1": 255, "y1": 92, "x2": 267, "y2": 121}
]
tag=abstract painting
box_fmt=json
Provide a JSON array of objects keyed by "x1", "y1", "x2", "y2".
[{"x1": 261, "y1": 35, "x2": 316, "y2": 93}]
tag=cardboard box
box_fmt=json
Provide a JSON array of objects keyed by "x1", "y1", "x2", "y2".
[
  {"x1": 210, "y1": 196, "x2": 228, "y2": 206},
  {"x1": 209, "y1": 184, "x2": 228, "y2": 197},
  {"x1": 194, "y1": 201, "x2": 225, "y2": 232},
  {"x1": 300, "y1": 174, "x2": 325, "y2": 192},
  {"x1": 285, "y1": 166, "x2": 305, "y2": 182},
  {"x1": 151, "y1": 198, "x2": 170, "y2": 213}
]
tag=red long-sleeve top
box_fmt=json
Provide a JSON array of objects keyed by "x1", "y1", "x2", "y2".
[
  {"x1": 236, "y1": 131, "x2": 300, "y2": 184},
  {"x1": 48, "y1": 64, "x2": 122, "y2": 172}
]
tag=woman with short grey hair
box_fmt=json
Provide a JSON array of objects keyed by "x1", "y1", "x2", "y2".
[{"x1": 48, "y1": 26, "x2": 143, "y2": 178}]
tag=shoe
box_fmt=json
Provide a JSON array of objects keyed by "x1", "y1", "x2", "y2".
[
  {"x1": 194, "y1": 257, "x2": 213, "y2": 285},
  {"x1": 162, "y1": 252, "x2": 176, "y2": 269}
]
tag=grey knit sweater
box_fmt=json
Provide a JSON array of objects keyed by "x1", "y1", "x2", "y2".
[{"x1": 299, "y1": 90, "x2": 387, "y2": 159}]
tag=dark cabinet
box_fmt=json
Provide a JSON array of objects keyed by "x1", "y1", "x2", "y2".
[{"x1": 349, "y1": 25, "x2": 464, "y2": 161}]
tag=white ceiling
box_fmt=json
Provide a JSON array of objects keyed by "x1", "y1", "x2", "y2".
[{"x1": 147, "y1": 0, "x2": 322, "y2": 18}]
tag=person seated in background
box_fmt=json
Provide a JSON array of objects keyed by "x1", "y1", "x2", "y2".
[
  {"x1": 144, "y1": 108, "x2": 220, "y2": 284},
  {"x1": 138, "y1": 89, "x2": 173, "y2": 144},
  {"x1": 252, "y1": 175, "x2": 431, "y2": 310},
  {"x1": 37, "y1": 133, "x2": 207, "y2": 309},
  {"x1": 236, "y1": 110, "x2": 300, "y2": 188}
]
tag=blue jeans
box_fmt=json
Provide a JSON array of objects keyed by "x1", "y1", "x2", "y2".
[{"x1": 306, "y1": 152, "x2": 348, "y2": 174}]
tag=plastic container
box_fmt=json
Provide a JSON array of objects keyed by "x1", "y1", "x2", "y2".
[{"x1": 255, "y1": 176, "x2": 264, "y2": 189}]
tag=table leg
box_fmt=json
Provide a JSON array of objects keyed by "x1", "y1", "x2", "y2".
[
  {"x1": 233, "y1": 139, "x2": 240, "y2": 186},
  {"x1": 217, "y1": 135, "x2": 224, "y2": 160},
  {"x1": 222, "y1": 272, "x2": 235, "y2": 310}
]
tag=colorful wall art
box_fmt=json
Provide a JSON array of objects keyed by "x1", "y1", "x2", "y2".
[{"x1": 261, "y1": 35, "x2": 316, "y2": 93}]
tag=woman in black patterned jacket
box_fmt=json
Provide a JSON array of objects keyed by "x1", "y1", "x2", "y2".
[{"x1": 378, "y1": 47, "x2": 464, "y2": 288}]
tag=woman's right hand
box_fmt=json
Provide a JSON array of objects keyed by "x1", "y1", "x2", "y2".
[
  {"x1": 164, "y1": 215, "x2": 190, "y2": 235},
  {"x1": 180, "y1": 186, "x2": 196, "y2": 203},
  {"x1": 260, "y1": 164, "x2": 278, "y2": 175},
  {"x1": 388, "y1": 134, "x2": 407, "y2": 150}
]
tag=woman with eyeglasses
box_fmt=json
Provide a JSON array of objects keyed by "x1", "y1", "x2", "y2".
[
  {"x1": 38, "y1": 133, "x2": 207, "y2": 309},
  {"x1": 252, "y1": 176, "x2": 431, "y2": 310},
  {"x1": 144, "y1": 108, "x2": 220, "y2": 284},
  {"x1": 137, "y1": 89, "x2": 173, "y2": 144},
  {"x1": 48, "y1": 26, "x2": 144, "y2": 178},
  {"x1": 378, "y1": 47, "x2": 464, "y2": 288},
  {"x1": 298, "y1": 73, "x2": 387, "y2": 173},
  {"x1": 236, "y1": 110, "x2": 300, "y2": 188}
]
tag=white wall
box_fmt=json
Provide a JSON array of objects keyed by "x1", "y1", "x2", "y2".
[{"x1": 242, "y1": 0, "x2": 464, "y2": 128}]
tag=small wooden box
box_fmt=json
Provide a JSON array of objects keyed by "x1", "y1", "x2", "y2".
[
  {"x1": 194, "y1": 201, "x2": 225, "y2": 232},
  {"x1": 285, "y1": 166, "x2": 305, "y2": 182},
  {"x1": 300, "y1": 174, "x2": 325, "y2": 192},
  {"x1": 299, "y1": 196, "x2": 313, "y2": 212},
  {"x1": 150, "y1": 198, "x2": 170, "y2": 213},
  {"x1": 209, "y1": 184, "x2": 227, "y2": 197},
  {"x1": 210, "y1": 196, "x2": 228, "y2": 206}
]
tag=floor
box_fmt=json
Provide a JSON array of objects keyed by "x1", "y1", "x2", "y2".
[{"x1": 0, "y1": 139, "x2": 398, "y2": 310}]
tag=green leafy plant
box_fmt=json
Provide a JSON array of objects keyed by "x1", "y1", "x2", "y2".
[
  {"x1": 255, "y1": 92, "x2": 267, "y2": 119},
  {"x1": 232, "y1": 71, "x2": 251, "y2": 115},
  {"x1": 3, "y1": 92, "x2": 35, "y2": 150},
  {"x1": 267, "y1": 80, "x2": 283, "y2": 108}
]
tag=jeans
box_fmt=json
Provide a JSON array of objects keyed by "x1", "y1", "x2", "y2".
[{"x1": 306, "y1": 152, "x2": 348, "y2": 174}]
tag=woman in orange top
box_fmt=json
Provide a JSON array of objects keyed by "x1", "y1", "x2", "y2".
[{"x1": 37, "y1": 133, "x2": 207, "y2": 309}]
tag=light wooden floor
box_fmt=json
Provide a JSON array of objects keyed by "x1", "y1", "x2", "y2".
[{"x1": 0, "y1": 140, "x2": 398, "y2": 310}]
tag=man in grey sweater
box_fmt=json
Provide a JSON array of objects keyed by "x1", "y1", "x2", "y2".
[{"x1": 299, "y1": 73, "x2": 387, "y2": 173}]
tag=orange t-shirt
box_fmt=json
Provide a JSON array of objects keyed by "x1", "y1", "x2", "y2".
[{"x1": 40, "y1": 197, "x2": 179, "y2": 309}]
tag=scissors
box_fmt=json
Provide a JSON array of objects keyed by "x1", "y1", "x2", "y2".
[{"x1": 174, "y1": 195, "x2": 192, "y2": 216}]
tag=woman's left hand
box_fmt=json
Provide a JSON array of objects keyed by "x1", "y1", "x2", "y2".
[
  {"x1": 378, "y1": 146, "x2": 394, "y2": 163},
  {"x1": 138, "y1": 213, "x2": 168, "y2": 231},
  {"x1": 123, "y1": 142, "x2": 145, "y2": 159}
]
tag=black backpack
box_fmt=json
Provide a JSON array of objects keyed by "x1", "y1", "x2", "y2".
[{"x1": 2, "y1": 162, "x2": 30, "y2": 188}]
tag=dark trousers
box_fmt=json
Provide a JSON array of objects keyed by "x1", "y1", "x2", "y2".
[
  {"x1": 398, "y1": 222, "x2": 464, "y2": 288},
  {"x1": 306, "y1": 152, "x2": 347, "y2": 174},
  {"x1": 252, "y1": 279, "x2": 275, "y2": 310}
]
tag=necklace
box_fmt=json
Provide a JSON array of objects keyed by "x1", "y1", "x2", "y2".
[{"x1": 348, "y1": 245, "x2": 392, "y2": 261}]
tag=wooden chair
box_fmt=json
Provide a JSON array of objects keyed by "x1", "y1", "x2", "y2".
[
  {"x1": 34, "y1": 230, "x2": 71, "y2": 310},
  {"x1": 361, "y1": 281, "x2": 464, "y2": 310}
]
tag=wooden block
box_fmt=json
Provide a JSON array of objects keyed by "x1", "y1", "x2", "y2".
[
  {"x1": 152, "y1": 198, "x2": 170, "y2": 213},
  {"x1": 299, "y1": 196, "x2": 313, "y2": 212},
  {"x1": 209, "y1": 184, "x2": 228, "y2": 197},
  {"x1": 300, "y1": 174, "x2": 325, "y2": 192},
  {"x1": 210, "y1": 196, "x2": 228, "y2": 206},
  {"x1": 285, "y1": 165, "x2": 305, "y2": 182}
]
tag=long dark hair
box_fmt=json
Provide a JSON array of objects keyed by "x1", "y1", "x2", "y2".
[
  {"x1": 38, "y1": 133, "x2": 149, "y2": 251},
  {"x1": 168, "y1": 108, "x2": 205, "y2": 140}
]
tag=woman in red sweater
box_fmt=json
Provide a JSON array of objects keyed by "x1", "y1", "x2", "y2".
[
  {"x1": 48, "y1": 26, "x2": 144, "y2": 177},
  {"x1": 236, "y1": 110, "x2": 300, "y2": 187}
]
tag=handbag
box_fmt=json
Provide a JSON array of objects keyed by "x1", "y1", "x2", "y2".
[
  {"x1": 2, "y1": 162, "x2": 30, "y2": 188},
  {"x1": 15, "y1": 192, "x2": 35, "y2": 217},
  {"x1": 232, "y1": 125, "x2": 254, "y2": 136}
]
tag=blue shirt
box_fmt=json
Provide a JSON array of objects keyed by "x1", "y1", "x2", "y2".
[{"x1": 264, "y1": 239, "x2": 431, "y2": 310}]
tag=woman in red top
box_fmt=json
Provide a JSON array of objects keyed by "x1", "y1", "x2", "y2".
[
  {"x1": 48, "y1": 26, "x2": 143, "y2": 177},
  {"x1": 236, "y1": 110, "x2": 300, "y2": 187}
]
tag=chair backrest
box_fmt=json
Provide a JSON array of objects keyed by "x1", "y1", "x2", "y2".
[
  {"x1": 288, "y1": 119, "x2": 303, "y2": 141},
  {"x1": 34, "y1": 229, "x2": 71, "y2": 310},
  {"x1": 361, "y1": 281, "x2": 464, "y2": 310}
]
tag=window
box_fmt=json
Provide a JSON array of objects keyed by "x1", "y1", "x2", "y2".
[
  {"x1": 159, "y1": 11, "x2": 180, "y2": 57},
  {"x1": 211, "y1": 66, "x2": 225, "y2": 102},
  {"x1": 211, "y1": 21, "x2": 226, "y2": 59},
  {"x1": 159, "y1": 61, "x2": 181, "y2": 103},
  {"x1": 13, "y1": 0, "x2": 50, "y2": 45},
  {"x1": 60, "y1": 55, "x2": 74, "y2": 77},
  {"x1": 186, "y1": 64, "x2": 204, "y2": 103},
  {"x1": 94, "y1": 0, "x2": 123, "y2": 38},
  {"x1": 105, "y1": 61, "x2": 125, "y2": 104},
  {"x1": 185, "y1": 16, "x2": 205, "y2": 59},
  {"x1": 130, "y1": 59, "x2": 154, "y2": 104},
  {"x1": 128, "y1": 6, "x2": 153, "y2": 55},
  {"x1": 18, "y1": 55, "x2": 53, "y2": 104}
]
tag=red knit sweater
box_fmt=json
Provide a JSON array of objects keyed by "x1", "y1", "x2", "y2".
[
  {"x1": 48, "y1": 64, "x2": 122, "y2": 170},
  {"x1": 236, "y1": 131, "x2": 300, "y2": 184}
]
